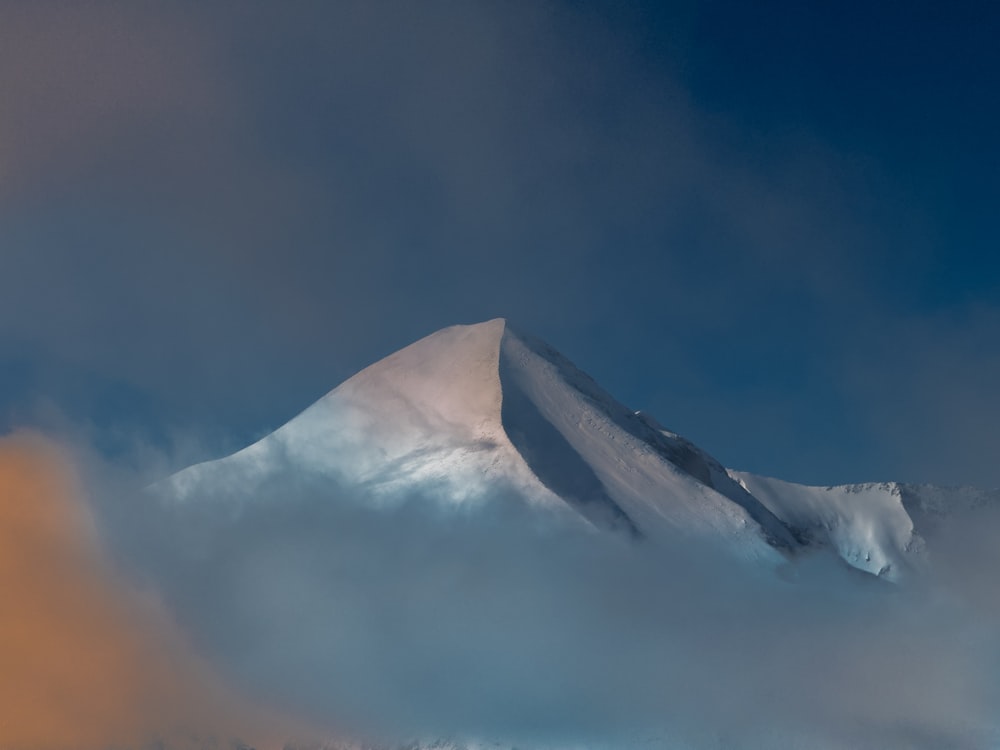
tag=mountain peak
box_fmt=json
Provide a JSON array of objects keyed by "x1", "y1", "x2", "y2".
[
  {"x1": 158, "y1": 318, "x2": 1000, "y2": 577},
  {"x1": 335, "y1": 318, "x2": 509, "y2": 439},
  {"x1": 162, "y1": 319, "x2": 792, "y2": 559}
]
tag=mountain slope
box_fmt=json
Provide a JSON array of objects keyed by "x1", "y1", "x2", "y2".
[{"x1": 497, "y1": 328, "x2": 795, "y2": 550}]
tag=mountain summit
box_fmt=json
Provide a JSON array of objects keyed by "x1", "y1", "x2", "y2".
[
  {"x1": 160, "y1": 319, "x2": 998, "y2": 579},
  {"x1": 163, "y1": 320, "x2": 791, "y2": 557}
]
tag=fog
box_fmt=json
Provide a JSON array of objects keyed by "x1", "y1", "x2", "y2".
[
  {"x1": 3, "y1": 424, "x2": 998, "y2": 748},
  {"x1": 83, "y1": 453, "x2": 1000, "y2": 749}
]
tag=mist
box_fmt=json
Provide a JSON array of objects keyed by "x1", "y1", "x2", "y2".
[{"x1": 83, "y1": 451, "x2": 1000, "y2": 749}]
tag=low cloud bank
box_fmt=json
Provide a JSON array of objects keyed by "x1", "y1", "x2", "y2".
[{"x1": 88, "y1": 460, "x2": 1000, "y2": 750}]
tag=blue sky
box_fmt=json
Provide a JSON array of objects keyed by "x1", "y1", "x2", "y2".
[{"x1": 1, "y1": 1, "x2": 998, "y2": 487}]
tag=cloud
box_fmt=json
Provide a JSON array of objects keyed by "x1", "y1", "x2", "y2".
[
  {"x1": 0, "y1": 432, "x2": 274, "y2": 749},
  {"x1": 92, "y1": 454, "x2": 1000, "y2": 749}
]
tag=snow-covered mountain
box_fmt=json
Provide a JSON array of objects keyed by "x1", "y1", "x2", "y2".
[
  {"x1": 135, "y1": 318, "x2": 1000, "y2": 749},
  {"x1": 160, "y1": 319, "x2": 792, "y2": 559},
  {"x1": 159, "y1": 318, "x2": 999, "y2": 581}
]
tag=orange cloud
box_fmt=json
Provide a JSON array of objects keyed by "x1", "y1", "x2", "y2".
[{"x1": 0, "y1": 432, "x2": 274, "y2": 750}]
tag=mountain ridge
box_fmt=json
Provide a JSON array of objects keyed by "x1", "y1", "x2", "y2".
[{"x1": 158, "y1": 318, "x2": 1000, "y2": 579}]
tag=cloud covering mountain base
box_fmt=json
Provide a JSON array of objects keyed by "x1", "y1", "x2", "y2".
[
  {"x1": 5, "y1": 429, "x2": 1000, "y2": 749},
  {"x1": 100, "y1": 462, "x2": 1000, "y2": 749}
]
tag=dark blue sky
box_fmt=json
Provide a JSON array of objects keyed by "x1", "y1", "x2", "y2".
[{"x1": 1, "y1": 1, "x2": 998, "y2": 486}]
